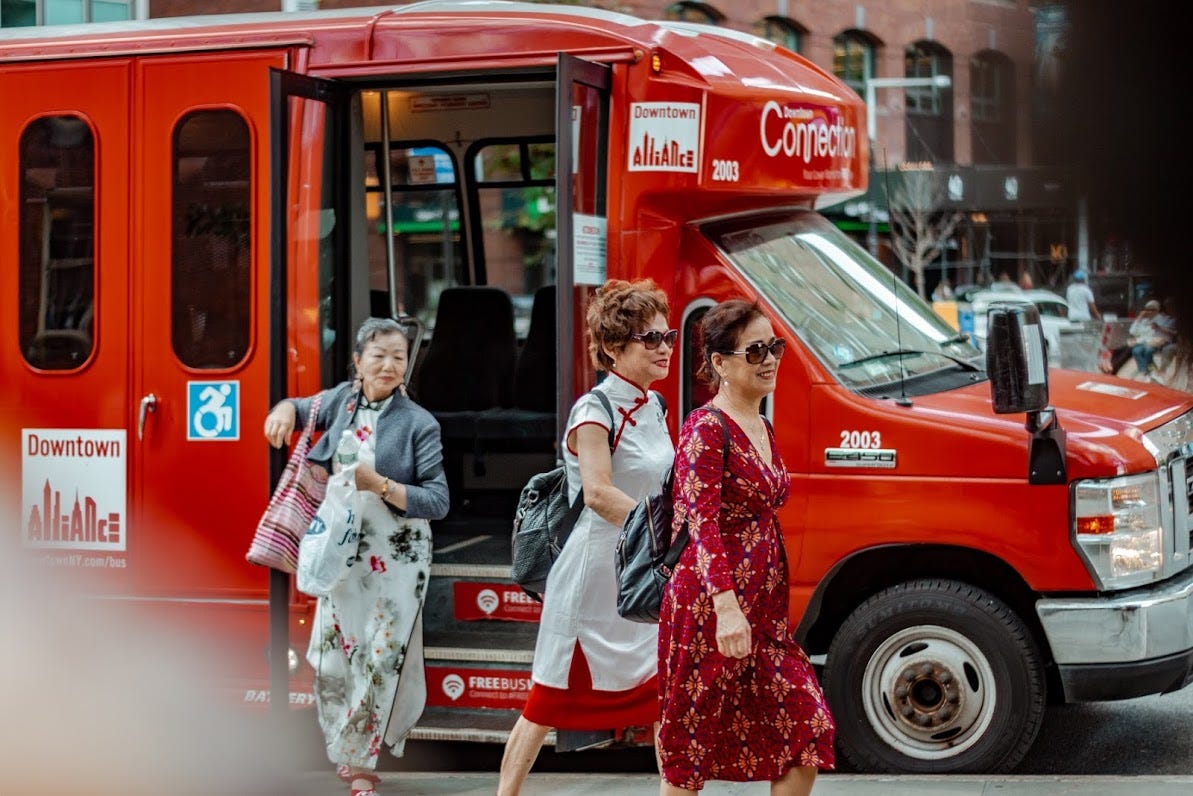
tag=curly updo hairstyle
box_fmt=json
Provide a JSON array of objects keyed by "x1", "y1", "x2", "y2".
[
  {"x1": 697, "y1": 299, "x2": 764, "y2": 388},
  {"x1": 586, "y1": 279, "x2": 671, "y2": 371}
]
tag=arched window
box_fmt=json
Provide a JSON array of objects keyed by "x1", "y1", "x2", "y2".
[
  {"x1": 904, "y1": 40, "x2": 954, "y2": 163},
  {"x1": 832, "y1": 30, "x2": 875, "y2": 97},
  {"x1": 971, "y1": 50, "x2": 1017, "y2": 165},
  {"x1": 19, "y1": 115, "x2": 96, "y2": 370},
  {"x1": 172, "y1": 110, "x2": 253, "y2": 368},
  {"x1": 756, "y1": 16, "x2": 805, "y2": 53},
  {"x1": 665, "y1": 2, "x2": 725, "y2": 24}
]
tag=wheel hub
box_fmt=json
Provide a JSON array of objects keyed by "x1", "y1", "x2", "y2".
[
  {"x1": 891, "y1": 659, "x2": 962, "y2": 729},
  {"x1": 859, "y1": 624, "x2": 999, "y2": 760}
]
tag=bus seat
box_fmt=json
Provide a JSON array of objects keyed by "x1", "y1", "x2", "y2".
[
  {"x1": 513, "y1": 284, "x2": 556, "y2": 413},
  {"x1": 416, "y1": 286, "x2": 516, "y2": 412}
]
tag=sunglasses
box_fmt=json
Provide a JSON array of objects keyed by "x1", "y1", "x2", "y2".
[
  {"x1": 722, "y1": 337, "x2": 786, "y2": 365},
  {"x1": 629, "y1": 329, "x2": 679, "y2": 350}
]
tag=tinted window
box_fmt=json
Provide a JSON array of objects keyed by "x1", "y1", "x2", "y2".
[
  {"x1": 172, "y1": 110, "x2": 251, "y2": 368},
  {"x1": 19, "y1": 115, "x2": 96, "y2": 370}
]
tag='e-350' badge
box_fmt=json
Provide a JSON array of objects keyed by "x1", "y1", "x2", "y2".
[{"x1": 824, "y1": 448, "x2": 897, "y2": 469}]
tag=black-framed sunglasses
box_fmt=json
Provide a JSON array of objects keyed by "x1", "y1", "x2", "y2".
[
  {"x1": 722, "y1": 337, "x2": 786, "y2": 365},
  {"x1": 629, "y1": 329, "x2": 679, "y2": 350}
]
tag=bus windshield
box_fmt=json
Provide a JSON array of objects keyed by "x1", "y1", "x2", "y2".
[{"x1": 709, "y1": 212, "x2": 983, "y2": 391}]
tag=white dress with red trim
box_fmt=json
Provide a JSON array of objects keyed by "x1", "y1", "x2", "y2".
[{"x1": 529, "y1": 372, "x2": 675, "y2": 691}]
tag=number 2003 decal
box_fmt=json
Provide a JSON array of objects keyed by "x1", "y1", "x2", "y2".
[
  {"x1": 840, "y1": 430, "x2": 881, "y2": 448},
  {"x1": 711, "y1": 159, "x2": 740, "y2": 182},
  {"x1": 826, "y1": 430, "x2": 896, "y2": 469}
]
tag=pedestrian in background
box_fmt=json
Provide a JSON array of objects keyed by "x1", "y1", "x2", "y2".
[
  {"x1": 1132, "y1": 298, "x2": 1179, "y2": 378},
  {"x1": 263, "y1": 317, "x2": 450, "y2": 796},
  {"x1": 657, "y1": 299, "x2": 834, "y2": 796},
  {"x1": 498, "y1": 279, "x2": 676, "y2": 796},
  {"x1": 1065, "y1": 270, "x2": 1101, "y2": 323}
]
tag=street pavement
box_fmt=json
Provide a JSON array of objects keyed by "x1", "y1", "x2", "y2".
[{"x1": 289, "y1": 771, "x2": 1193, "y2": 795}]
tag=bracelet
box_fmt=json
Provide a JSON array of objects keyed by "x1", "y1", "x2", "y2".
[{"x1": 379, "y1": 479, "x2": 393, "y2": 501}]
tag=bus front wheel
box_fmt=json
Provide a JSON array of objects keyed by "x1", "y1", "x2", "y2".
[{"x1": 822, "y1": 579, "x2": 1045, "y2": 774}]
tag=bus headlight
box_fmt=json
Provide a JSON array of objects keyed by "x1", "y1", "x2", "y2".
[{"x1": 1073, "y1": 473, "x2": 1164, "y2": 588}]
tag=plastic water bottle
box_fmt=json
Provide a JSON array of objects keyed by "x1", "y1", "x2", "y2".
[{"x1": 335, "y1": 429, "x2": 361, "y2": 468}]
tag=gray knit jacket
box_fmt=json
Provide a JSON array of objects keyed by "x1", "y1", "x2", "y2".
[{"x1": 289, "y1": 381, "x2": 450, "y2": 520}]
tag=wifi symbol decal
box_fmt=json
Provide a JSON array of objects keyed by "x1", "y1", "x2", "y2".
[
  {"x1": 442, "y1": 673, "x2": 465, "y2": 701},
  {"x1": 477, "y1": 589, "x2": 499, "y2": 615}
]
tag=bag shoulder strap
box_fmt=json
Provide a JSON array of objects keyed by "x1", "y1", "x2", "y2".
[
  {"x1": 703, "y1": 406, "x2": 731, "y2": 469},
  {"x1": 589, "y1": 388, "x2": 617, "y2": 452},
  {"x1": 651, "y1": 389, "x2": 667, "y2": 417},
  {"x1": 663, "y1": 407, "x2": 730, "y2": 568},
  {"x1": 564, "y1": 388, "x2": 617, "y2": 519},
  {"x1": 296, "y1": 392, "x2": 322, "y2": 452}
]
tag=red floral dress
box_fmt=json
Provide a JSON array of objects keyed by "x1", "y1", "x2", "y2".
[{"x1": 657, "y1": 406, "x2": 835, "y2": 790}]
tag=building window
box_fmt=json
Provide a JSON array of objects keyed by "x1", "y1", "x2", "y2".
[
  {"x1": 904, "y1": 40, "x2": 954, "y2": 163},
  {"x1": 172, "y1": 110, "x2": 252, "y2": 369},
  {"x1": 905, "y1": 42, "x2": 950, "y2": 116},
  {"x1": 19, "y1": 115, "x2": 96, "y2": 370},
  {"x1": 756, "y1": 16, "x2": 804, "y2": 53},
  {"x1": 971, "y1": 52, "x2": 1007, "y2": 123},
  {"x1": 665, "y1": 2, "x2": 725, "y2": 25},
  {"x1": 1, "y1": 0, "x2": 132, "y2": 27},
  {"x1": 971, "y1": 51, "x2": 1016, "y2": 164},
  {"x1": 832, "y1": 30, "x2": 874, "y2": 97}
]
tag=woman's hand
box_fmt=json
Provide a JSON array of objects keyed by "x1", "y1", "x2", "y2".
[
  {"x1": 263, "y1": 401, "x2": 297, "y2": 449},
  {"x1": 353, "y1": 461, "x2": 384, "y2": 494},
  {"x1": 712, "y1": 590, "x2": 751, "y2": 658}
]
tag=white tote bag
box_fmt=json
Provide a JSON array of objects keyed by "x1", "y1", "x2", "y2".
[{"x1": 296, "y1": 460, "x2": 362, "y2": 598}]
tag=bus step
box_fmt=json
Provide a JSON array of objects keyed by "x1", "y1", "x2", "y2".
[
  {"x1": 410, "y1": 706, "x2": 557, "y2": 746},
  {"x1": 424, "y1": 645, "x2": 534, "y2": 665}
]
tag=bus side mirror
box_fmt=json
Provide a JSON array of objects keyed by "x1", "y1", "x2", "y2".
[
  {"x1": 987, "y1": 303, "x2": 1049, "y2": 414},
  {"x1": 988, "y1": 303, "x2": 1066, "y2": 485}
]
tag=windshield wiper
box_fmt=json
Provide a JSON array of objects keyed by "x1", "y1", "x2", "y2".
[
  {"x1": 839, "y1": 349, "x2": 984, "y2": 372},
  {"x1": 939, "y1": 333, "x2": 972, "y2": 346}
]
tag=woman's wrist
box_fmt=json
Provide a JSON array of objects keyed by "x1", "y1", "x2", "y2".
[
  {"x1": 712, "y1": 590, "x2": 738, "y2": 611},
  {"x1": 378, "y1": 478, "x2": 393, "y2": 501}
]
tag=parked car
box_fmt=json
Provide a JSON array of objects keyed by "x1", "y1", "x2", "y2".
[{"x1": 965, "y1": 289, "x2": 1082, "y2": 365}]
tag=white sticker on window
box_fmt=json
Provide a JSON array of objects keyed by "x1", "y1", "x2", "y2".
[{"x1": 573, "y1": 213, "x2": 607, "y2": 285}]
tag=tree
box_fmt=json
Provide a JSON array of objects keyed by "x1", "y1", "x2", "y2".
[{"x1": 887, "y1": 166, "x2": 963, "y2": 299}]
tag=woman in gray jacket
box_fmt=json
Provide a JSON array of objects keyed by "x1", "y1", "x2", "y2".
[{"x1": 264, "y1": 317, "x2": 449, "y2": 796}]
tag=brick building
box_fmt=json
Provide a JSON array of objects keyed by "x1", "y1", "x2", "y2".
[{"x1": 3, "y1": 0, "x2": 1094, "y2": 302}]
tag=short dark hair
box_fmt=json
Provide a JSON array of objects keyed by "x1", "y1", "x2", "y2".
[
  {"x1": 586, "y1": 279, "x2": 670, "y2": 370},
  {"x1": 697, "y1": 299, "x2": 764, "y2": 386}
]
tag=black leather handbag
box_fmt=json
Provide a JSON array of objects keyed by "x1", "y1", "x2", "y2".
[
  {"x1": 510, "y1": 390, "x2": 614, "y2": 599},
  {"x1": 615, "y1": 407, "x2": 728, "y2": 623}
]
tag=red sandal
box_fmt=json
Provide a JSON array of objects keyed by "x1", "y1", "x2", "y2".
[{"x1": 349, "y1": 771, "x2": 380, "y2": 796}]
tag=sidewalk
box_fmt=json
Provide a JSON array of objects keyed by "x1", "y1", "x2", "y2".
[{"x1": 291, "y1": 771, "x2": 1193, "y2": 795}]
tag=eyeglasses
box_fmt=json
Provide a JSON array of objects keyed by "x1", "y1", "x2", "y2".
[
  {"x1": 722, "y1": 337, "x2": 786, "y2": 365},
  {"x1": 629, "y1": 329, "x2": 678, "y2": 350}
]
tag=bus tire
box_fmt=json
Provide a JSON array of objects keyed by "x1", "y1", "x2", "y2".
[{"x1": 822, "y1": 578, "x2": 1045, "y2": 774}]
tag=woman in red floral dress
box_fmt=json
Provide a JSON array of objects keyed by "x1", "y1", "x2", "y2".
[{"x1": 658, "y1": 300, "x2": 835, "y2": 795}]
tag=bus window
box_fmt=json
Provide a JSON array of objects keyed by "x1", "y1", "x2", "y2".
[
  {"x1": 471, "y1": 139, "x2": 556, "y2": 339},
  {"x1": 19, "y1": 115, "x2": 95, "y2": 371},
  {"x1": 172, "y1": 109, "x2": 251, "y2": 369},
  {"x1": 364, "y1": 141, "x2": 463, "y2": 335}
]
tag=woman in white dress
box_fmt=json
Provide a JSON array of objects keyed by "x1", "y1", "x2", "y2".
[
  {"x1": 264, "y1": 317, "x2": 449, "y2": 796},
  {"x1": 497, "y1": 279, "x2": 677, "y2": 795}
]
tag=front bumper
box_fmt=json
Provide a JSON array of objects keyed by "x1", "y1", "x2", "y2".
[{"x1": 1036, "y1": 565, "x2": 1193, "y2": 701}]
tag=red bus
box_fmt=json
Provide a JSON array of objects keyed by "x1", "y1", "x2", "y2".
[{"x1": 3, "y1": 2, "x2": 1192, "y2": 773}]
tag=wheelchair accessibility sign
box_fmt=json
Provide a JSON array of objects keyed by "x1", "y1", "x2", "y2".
[{"x1": 187, "y1": 381, "x2": 240, "y2": 441}]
